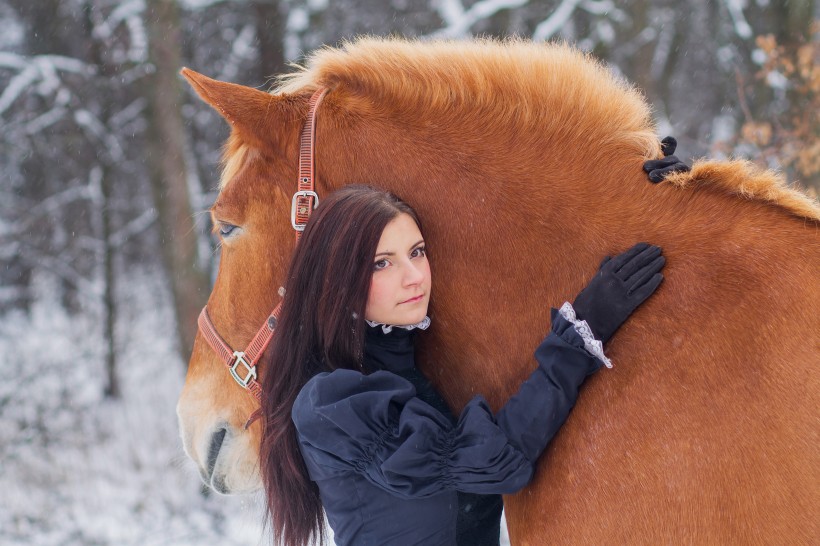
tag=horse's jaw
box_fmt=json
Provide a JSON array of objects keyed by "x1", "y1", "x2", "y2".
[{"x1": 176, "y1": 395, "x2": 262, "y2": 495}]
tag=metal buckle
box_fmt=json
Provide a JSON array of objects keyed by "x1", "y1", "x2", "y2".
[
  {"x1": 291, "y1": 190, "x2": 319, "y2": 231},
  {"x1": 229, "y1": 351, "x2": 257, "y2": 389}
]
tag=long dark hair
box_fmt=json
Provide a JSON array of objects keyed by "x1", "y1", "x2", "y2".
[{"x1": 260, "y1": 185, "x2": 420, "y2": 546}]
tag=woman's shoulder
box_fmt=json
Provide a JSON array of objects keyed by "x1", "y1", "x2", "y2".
[{"x1": 292, "y1": 369, "x2": 417, "y2": 427}]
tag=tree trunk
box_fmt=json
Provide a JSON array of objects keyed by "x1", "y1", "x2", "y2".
[
  {"x1": 101, "y1": 165, "x2": 120, "y2": 399},
  {"x1": 81, "y1": 1, "x2": 120, "y2": 398},
  {"x1": 253, "y1": 0, "x2": 286, "y2": 85},
  {"x1": 144, "y1": 0, "x2": 208, "y2": 360}
]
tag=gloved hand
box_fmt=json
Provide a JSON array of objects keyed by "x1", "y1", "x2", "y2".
[
  {"x1": 572, "y1": 243, "x2": 665, "y2": 344},
  {"x1": 643, "y1": 136, "x2": 690, "y2": 183}
]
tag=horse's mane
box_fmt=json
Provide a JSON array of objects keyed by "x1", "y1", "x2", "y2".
[
  {"x1": 232, "y1": 36, "x2": 818, "y2": 222},
  {"x1": 665, "y1": 160, "x2": 820, "y2": 221},
  {"x1": 277, "y1": 37, "x2": 658, "y2": 159}
]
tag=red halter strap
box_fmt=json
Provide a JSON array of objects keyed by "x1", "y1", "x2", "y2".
[
  {"x1": 197, "y1": 87, "x2": 328, "y2": 430},
  {"x1": 292, "y1": 88, "x2": 329, "y2": 240}
]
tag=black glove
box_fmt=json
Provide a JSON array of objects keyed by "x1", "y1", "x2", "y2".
[
  {"x1": 571, "y1": 243, "x2": 665, "y2": 344},
  {"x1": 643, "y1": 136, "x2": 690, "y2": 183}
]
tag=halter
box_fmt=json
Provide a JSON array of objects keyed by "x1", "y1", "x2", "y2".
[{"x1": 197, "y1": 87, "x2": 329, "y2": 430}]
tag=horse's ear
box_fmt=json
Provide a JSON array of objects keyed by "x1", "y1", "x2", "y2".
[{"x1": 181, "y1": 68, "x2": 280, "y2": 150}]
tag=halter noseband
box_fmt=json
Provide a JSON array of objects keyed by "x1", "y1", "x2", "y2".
[{"x1": 196, "y1": 87, "x2": 329, "y2": 429}]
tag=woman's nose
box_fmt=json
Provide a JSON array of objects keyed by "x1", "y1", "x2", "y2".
[{"x1": 403, "y1": 262, "x2": 424, "y2": 286}]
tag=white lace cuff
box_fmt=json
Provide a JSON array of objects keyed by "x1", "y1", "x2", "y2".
[{"x1": 558, "y1": 302, "x2": 613, "y2": 369}]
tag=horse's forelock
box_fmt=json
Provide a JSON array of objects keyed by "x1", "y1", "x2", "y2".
[{"x1": 219, "y1": 133, "x2": 251, "y2": 190}]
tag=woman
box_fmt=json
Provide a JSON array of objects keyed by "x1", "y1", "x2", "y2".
[{"x1": 261, "y1": 186, "x2": 666, "y2": 546}]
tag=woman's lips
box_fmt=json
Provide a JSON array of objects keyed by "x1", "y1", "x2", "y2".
[{"x1": 400, "y1": 295, "x2": 424, "y2": 304}]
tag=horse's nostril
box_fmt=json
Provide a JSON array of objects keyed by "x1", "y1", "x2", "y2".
[{"x1": 206, "y1": 428, "x2": 227, "y2": 478}]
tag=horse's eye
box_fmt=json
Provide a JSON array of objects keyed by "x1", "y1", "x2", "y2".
[{"x1": 218, "y1": 222, "x2": 239, "y2": 237}]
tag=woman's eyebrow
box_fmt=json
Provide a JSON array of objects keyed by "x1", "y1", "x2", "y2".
[{"x1": 374, "y1": 240, "x2": 425, "y2": 258}]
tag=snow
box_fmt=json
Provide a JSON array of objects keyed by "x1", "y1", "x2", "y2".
[{"x1": 0, "y1": 270, "x2": 265, "y2": 546}]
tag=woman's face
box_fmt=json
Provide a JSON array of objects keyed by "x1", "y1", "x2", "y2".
[{"x1": 365, "y1": 213, "x2": 431, "y2": 326}]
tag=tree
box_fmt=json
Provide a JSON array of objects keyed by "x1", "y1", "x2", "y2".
[{"x1": 145, "y1": 0, "x2": 209, "y2": 358}]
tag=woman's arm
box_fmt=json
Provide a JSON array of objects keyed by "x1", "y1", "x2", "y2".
[
  {"x1": 292, "y1": 314, "x2": 596, "y2": 498},
  {"x1": 293, "y1": 244, "x2": 664, "y2": 498}
]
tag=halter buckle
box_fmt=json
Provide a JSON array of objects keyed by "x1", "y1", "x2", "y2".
[
  {"x1": 291, "y1": 190, "x2": 319, "y2": 232},
  {"x1": 229, "y1": 351, "x2": 257, "y2": 389}
]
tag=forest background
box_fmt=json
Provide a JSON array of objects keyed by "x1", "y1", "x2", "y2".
[{"x1": 1, "y1": 1, "x2": 817, "y2": 544}]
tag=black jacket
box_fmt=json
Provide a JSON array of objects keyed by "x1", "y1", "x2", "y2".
[
  {"x1": 363, "y1": 326, "x2": 504, "y2": 546},
  {"x1": 292, "y1": 313, "x2": 602, "y2": 546}
]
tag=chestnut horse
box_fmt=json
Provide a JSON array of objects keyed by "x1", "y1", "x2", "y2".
[{"x1": 176, "y1": 38, "x2": 819, "y2": 543}]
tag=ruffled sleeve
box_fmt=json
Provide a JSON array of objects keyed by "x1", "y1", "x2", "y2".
[{"x1": 292, "y1": 310, "x2": 602, "y2": 499}]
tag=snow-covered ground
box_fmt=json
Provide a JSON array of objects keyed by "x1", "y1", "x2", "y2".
[
  {"x1": 0, "y1": 270, "x2": 265, "y2": 546},
  {"x1": 0, "y1": 269, "x2": 510, "y2": 545}
]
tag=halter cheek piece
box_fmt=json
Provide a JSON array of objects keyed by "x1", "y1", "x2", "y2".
[{"x1": 197, "y1": 87, "x2": 329, "y2": 430}]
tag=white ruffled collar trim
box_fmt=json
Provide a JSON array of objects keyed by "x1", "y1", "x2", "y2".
[{"x1": 365, "y1": 316, "x2": 431, "y2": 334}]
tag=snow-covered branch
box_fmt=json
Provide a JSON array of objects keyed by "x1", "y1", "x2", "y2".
[
  {"x1": 532, "y1": 0, "x2": 624, "y2": 42},
  {"x1": 110, "y1": 209, "x2": 158, "y2": 247},
  {"x1": 108, "y1": 98, "x2": 147, "y2": 130},
  {"x1": 0, "y1": 64, "x2": 39, "y2": 116},
  {"x1": 218, "y1": 24, "x2": 257, "y2": 82},
  {"x1": 430, "y1": 0, "x2": 530, "y2": 38},
  {"x1": 532, "y1": 0, "x2": 583, "y2": 41},
  {"x1": 179, "y1": 0, "x2": 233, "y2": 10},
  {"x1": 74, "y1": 109, "x2": 125, "y2": 162},
  {"x1": 0, "y1": 54, "x2": 94, "y2": 117},
  {"x1": 723, "y1": 0, "x2": 752, "y2": 39},
  {"x1": 93, "y1": 0, "x2": 144, "y2": 40},
  {"x1": 24, "y1": 186, "x2": 93, "y2": 226},
  {"x1": 17, "y1": 245, "x2": 102, "y2": 298}
]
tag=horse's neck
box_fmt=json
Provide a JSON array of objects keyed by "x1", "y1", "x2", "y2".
[{"x1": 422, "y1": 169, "x2": 814, "y2": 410}]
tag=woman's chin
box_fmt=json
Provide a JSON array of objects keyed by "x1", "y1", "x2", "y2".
[{"x1": 402, "y1": 310, "x2": 428, "y2": 326}]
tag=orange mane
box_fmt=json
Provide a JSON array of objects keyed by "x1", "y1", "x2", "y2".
[{"x1": 267, "y1": 37, "x2": 819, "y2": 221}]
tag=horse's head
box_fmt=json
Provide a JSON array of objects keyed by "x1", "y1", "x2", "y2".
[{"x1": 176, "y1": 69, "x2": 306, "y2": 494}]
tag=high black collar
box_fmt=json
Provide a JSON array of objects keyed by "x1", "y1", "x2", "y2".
[{"x1": 363, "y1": 323, "x2": 416, "y2": 373}]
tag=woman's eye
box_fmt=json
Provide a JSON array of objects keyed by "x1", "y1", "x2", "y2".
[
  {"x1": 218, "y1": 223, "x2": 238, "y2": 237},
  {"x1": 374, "y1": 259, "x2": 389, "y2": 270},
  {"x1": 411, "y1": 246, "x2": 426, "y2": 258}
]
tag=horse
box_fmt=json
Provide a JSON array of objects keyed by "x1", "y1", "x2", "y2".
[{"x1": 175, "y1": 37, "x2": 820, "y2": 544}]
